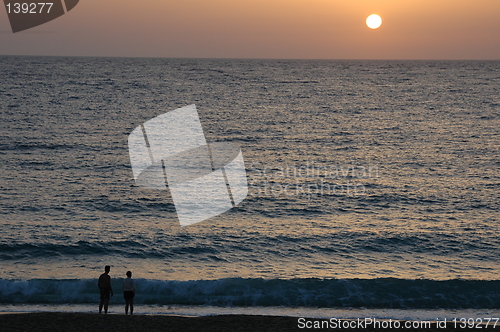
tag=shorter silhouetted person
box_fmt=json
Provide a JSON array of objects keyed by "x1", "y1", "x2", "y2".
[
  {"x1": 98, "y1": 265, "x2": 113, "y2": 314},
  {"x1": 122, "y1": 271, "x2": 135, "y2": 315}
]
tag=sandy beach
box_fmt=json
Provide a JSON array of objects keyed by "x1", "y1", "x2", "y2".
[{"x1": 0, "y1": 313, "x2": 498, "y2": 332}]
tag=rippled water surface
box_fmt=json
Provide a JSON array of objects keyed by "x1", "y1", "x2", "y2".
[{"x1": 0, "y1": 57, "x2": 498, "y2": 309}]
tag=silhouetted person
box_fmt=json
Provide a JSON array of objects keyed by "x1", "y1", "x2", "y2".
[
  {"x1": 122, "y1": 271, "x2": 135, "y2": 315},
  {"x1": 98, "y1": 265, "x2": 113, "y2": 314}
]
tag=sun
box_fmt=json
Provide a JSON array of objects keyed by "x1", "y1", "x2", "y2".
[{"x1": 366, "y1": 14, "x2": 382, "y2": 29}]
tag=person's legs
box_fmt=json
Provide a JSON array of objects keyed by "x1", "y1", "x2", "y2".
[
  {"x1": 125, "y1": 298, "x2": 130, "y2": 315},
  {"x1": 130, "y1": 297, "x2": 134, "y2": 315},
  {"x1": 103, "y1": 297, "x2": 109, "y2": 314},
  {"x1": 101, "y1": 288, "x2": 111, "y2": 314}
]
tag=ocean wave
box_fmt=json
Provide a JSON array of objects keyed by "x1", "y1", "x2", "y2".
[
  {"x1": 0, "y1": 242, "x2": 149, "y2": 260},
  {"x1": 0, "y1": 142, "x2": 76, "y2": 152},
  {"x1": 0, "y1": 278, "x2": 497, "y2": 309},
  {"x1": 0, "y1": 229, "x2": 497, "y2": 261}
]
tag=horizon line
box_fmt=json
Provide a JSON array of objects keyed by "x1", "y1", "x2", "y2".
[{"x1": 1, "y1": 54, "x2": 499, "y2": 62}]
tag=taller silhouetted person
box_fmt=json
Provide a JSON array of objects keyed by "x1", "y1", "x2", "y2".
[{"x1": 98, "y1": 265, "x2": 113, "y2": 314}]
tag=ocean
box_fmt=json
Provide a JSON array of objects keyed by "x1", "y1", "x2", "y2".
[{"x1": 0, "y1": 56, "x2": 499, "y2": 319}]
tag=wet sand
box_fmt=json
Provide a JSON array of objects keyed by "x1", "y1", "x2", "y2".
[{"x1": 0, "y1": 312, "x2": 497, "y2": 331}]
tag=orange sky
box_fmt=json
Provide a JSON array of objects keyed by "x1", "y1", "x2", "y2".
[{"x1": 1, "y1": 0, "x2": 499, "y2": 59}]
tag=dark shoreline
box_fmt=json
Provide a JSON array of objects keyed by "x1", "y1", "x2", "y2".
[{"x1": 0, "y1": 312, "x2": 497, "y2": 332}]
